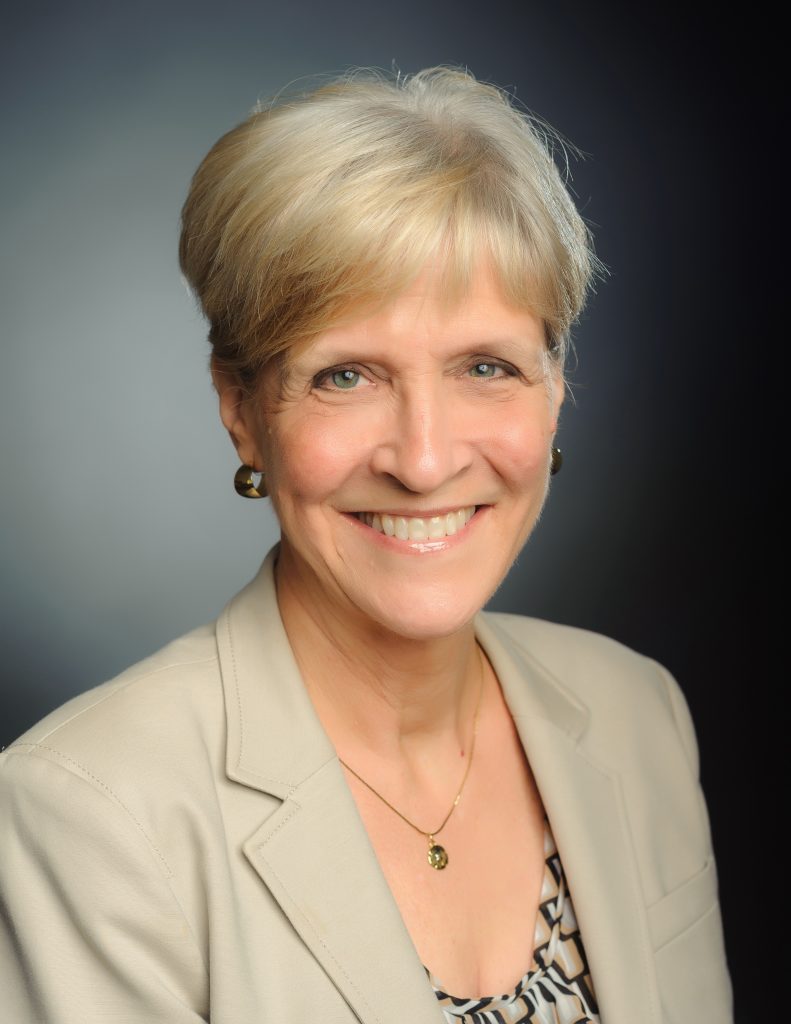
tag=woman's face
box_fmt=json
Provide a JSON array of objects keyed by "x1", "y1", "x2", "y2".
[{"x1": 224, "y1": 257, "x2": 564, "y2": 641}]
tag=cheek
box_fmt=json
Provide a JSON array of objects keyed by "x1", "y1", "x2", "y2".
[
  {"x1": 266, "y1": 415, "x2": 362, "y2": 508},
  {"x1": 485, "y1": 409, "x2": 552, "y2": 482}
]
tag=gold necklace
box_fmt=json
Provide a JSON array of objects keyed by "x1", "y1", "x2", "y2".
[{"x1": 337, "y1": 650, "x2": 485, "y2": 871}]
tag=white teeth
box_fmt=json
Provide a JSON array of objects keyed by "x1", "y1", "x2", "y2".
[
  {"x1": 407, "y1": 517, "x2": 427, "y2": 541},
  {"x1": 355, "y1": 506, "x2": 477, "y2": 540},
  {"x1": 428, "y1": 516, "x2": 446, "y2": 540}
]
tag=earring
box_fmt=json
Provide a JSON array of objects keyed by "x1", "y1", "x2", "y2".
[
  {"x1": 550, "y1": 446, "x2": 563, "y2": 476},
  {"x1": 234, "y1": 464, "x2": 268, "y2": 499}
]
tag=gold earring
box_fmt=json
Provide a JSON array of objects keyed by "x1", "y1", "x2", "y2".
[
  {"x1": 234, "y1": 464, "x2": 268, "y2": 499},
  {"x1": 550, "y1": 446, "x2": 563, "y2": 476}
]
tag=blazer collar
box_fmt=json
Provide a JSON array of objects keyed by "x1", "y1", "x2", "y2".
[
  {"x1": 216, "y1": 542, "x2": 661, "y2": 1024},
  {"x1": 217, "y1": 542, "x2": 335, "y2": 798}
]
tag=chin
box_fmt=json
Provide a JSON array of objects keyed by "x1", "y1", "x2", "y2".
[{"x1": 352, "y1": 586, "x2": 488, "y2": 642}]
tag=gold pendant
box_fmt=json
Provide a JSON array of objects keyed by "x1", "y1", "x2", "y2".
[{"x1": 427, "y1": 837, "x2": 448, "y2": 870}]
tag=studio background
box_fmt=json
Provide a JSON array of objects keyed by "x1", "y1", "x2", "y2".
[{"x1": 1, "y1": 3, "x2": 759, "y2": 1019}]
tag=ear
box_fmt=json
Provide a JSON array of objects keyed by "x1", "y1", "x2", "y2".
[{"x1": 210, "y1": 359, "x2": 265, "y2": 470}]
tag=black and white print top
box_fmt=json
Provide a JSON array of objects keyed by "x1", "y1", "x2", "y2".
[{"x1": 424, "y1": 817, "x2": 600, "y2": 1023}]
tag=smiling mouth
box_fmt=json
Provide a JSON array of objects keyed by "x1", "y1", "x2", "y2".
[{"x1": 350, "y1": 506, "x2": 481, "y2": 541}]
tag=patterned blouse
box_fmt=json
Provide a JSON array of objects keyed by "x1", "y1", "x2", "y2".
[{"x1": 424, "y1": 817, "x2": 600, "y2": 1023}]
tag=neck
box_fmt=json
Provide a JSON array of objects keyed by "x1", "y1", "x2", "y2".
[{"x1": 273, "y1": 544, "x2": 486, "y2": 767}]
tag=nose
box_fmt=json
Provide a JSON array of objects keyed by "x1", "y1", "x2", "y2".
[{"x1": 371, "y1": 378, "x2": 473, "y2": 494}]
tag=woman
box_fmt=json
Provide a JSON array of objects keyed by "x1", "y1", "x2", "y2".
[{"x1": 0, "y1": 67, "x2": 732, "y2": 1023}]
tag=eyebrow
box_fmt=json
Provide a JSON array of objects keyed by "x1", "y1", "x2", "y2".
[{"x1": 297, "y1": 337, "x2": 542, "y2": 368}]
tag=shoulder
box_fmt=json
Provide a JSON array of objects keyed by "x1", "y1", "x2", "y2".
[
  {"x1": 0, "y1": 621, "x2": 225, "y2": 816},
  {"x1": 481, "y1": 608, "x2": 668, "y2": 697},
  {"x1": 479, "y1": 609, "x2": 700, "y2": 779},
  {"x1": 483, "y1": 609, "x2": 659, "y2": 676},
  {"x1": 481, "y1": 610, "x2": 717, "y2": 881}
]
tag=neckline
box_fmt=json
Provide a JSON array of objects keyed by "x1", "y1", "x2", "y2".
[
  {"x1": 423, "y1": 814, "x2": 560, "y2": 1005},
  {"x1": 423, "y1": 958, "x2": 537, "y2": 1007}
]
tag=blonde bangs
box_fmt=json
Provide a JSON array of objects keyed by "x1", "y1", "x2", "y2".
[{"x1": 179, "y1": 66, "x2": 602, "y2": 385}]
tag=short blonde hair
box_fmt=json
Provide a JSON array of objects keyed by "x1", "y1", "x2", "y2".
[{"x1": 179, "y1": 66, "x2": 602, "y2": 386}]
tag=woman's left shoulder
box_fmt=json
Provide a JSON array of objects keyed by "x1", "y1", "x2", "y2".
[
  {"x1": 478, "y1": 610, "x2": 699, "y2": 774},
  {"x1": 480, "y1": 608, "x2": 675, "y2": 691}
]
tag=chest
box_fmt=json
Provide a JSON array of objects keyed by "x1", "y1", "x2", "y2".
[{"x1": 346, "y1": 708, "x2": 547, "y2": 999}]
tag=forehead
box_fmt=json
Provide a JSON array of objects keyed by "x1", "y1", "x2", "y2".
[{"x1": 298, "y1": 256, "x2": 545, "y2": 362}]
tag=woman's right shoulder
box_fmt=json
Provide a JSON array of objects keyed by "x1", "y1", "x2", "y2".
[{"x1": 0, "y1": 620, "x2": 225, "y2": 793}]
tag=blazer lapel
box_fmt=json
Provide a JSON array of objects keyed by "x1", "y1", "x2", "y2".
[
  {"x1": 242, "y1": 764, "x2": 444, "y2": 1024},
  {"x1": 216, "y1": 543, "x2": 443, "y2": 1024},
  {"x1": 474, "y1": 613, "x2": 662, "y2": 1024}
]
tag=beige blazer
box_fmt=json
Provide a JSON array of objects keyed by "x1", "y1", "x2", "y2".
[{"x1": 0, "y1": 542, "x2": 733, "y2": 1023}]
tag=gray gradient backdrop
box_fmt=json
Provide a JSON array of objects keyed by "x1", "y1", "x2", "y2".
[{"x1": 2, "y1": 2, "x2": 760, "y2": 1017}]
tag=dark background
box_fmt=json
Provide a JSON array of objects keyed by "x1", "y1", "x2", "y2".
[{"x1": 1, "y1": 3, "x2": 764, "y2": 1019}]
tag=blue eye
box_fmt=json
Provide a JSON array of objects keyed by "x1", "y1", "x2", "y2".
[{"x1": 330, "y1": 369, "x2": 360, "y2": 389}]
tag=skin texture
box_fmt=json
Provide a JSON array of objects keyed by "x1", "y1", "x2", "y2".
[{"x1": 214, "y1": 255, "x2": 564, "y2": 995}]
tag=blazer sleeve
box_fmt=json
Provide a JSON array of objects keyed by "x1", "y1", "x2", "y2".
[
  {"x1": 643, "y1": 656, "x2": 718, "y2": 854},
  {"x1": 641, "y1": 658, "x2": 734, "y2": 1022},
  {"x1": 647, "y1": 656, "x2": 700, "y2": 780},
  {"x1": 0, "y1": 747, "x2": 208, "y2": 1023}
]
